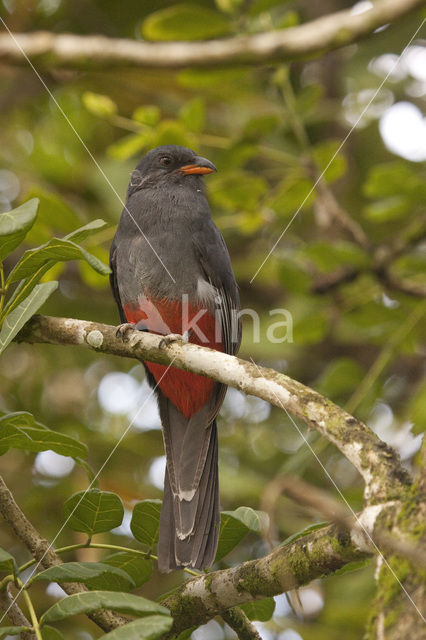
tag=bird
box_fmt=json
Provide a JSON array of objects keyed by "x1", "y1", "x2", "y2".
[{"x1": 109, "y1": 145, "x2": 241, "y2": 572}]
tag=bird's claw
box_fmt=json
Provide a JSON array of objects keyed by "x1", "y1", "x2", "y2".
[
  {"x1": 115, "y1": 323, "x2": 136, "y2": 340},
  {"x1": 159, "y1": 331, "x2": 190, "y2": 349}
]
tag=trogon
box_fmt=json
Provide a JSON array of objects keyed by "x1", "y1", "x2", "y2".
[{"x1": 109, "y1": 145, "x2": 241, "y2": 572}]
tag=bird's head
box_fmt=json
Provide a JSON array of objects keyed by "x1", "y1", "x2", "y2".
[{"x1": 127, "y1": 145, "x2": 217, "y2": 196}]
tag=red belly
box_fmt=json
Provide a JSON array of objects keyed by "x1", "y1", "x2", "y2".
[{"x1": 123, "y1": 297, "x2": 223, "y2": 418}]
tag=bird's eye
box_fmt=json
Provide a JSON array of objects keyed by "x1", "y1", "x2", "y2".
[{"x1": 160, "y1": 156, "x2": 172, "y2": 166}]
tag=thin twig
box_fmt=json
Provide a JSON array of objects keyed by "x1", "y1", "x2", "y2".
[
  {"x1": 222, "y1": 608, "x2": 263, "y2": 640},
  {"x1": 21, "y1": 586, "x2": 42, "y2": 640}
]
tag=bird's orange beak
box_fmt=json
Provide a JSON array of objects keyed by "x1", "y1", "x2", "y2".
[
  {"x1": 179, "y1": 156, "x2": 217, "y2": 175},
  {"x1": 180, "y1": 165, "x2": 215, "y2": 175}
]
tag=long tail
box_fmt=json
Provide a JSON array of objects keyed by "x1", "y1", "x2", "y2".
[{"x1": 157, "y1": 397, "x2": 219, "y2": 572}]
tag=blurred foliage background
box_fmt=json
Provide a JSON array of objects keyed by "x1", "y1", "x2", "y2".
[{"x1": 0, "y1": 0, "x2": 425, "y2": 638}]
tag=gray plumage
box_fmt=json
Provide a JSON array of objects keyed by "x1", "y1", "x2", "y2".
[{"x1": 110, "y1": 146, "x2": 241, "y2": 571}]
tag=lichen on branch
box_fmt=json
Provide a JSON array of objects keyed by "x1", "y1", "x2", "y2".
[{"x1": 162, "y1": 522, "x2": 368, "y2": 635}]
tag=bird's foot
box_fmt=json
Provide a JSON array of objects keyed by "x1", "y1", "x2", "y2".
[
  {"x1": 159, "y1": 330, "x2": 190, "y2": 349},
  {"x1": 115, "y1": 323, "x2": 135, "y2": 340},
  {"x1": 115, "y1": 321, "x2": 148, "y2": 340}
]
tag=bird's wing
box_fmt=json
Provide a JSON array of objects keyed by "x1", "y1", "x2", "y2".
[
  {"x1": 194, "y1": 230, "x2": 241, "y2": 356},
  {"x1": 109, "y1": 240, "x2": 126, "y2": 323},
  {"x1": 193, "y1": 228, "x2": 241, "y2": 423}
]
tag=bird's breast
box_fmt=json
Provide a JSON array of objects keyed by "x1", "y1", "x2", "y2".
[{"x1": 123, "y1": 294, "x2": 223, "y2": 417}]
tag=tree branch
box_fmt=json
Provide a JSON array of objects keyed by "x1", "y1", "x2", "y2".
[
  {"x1": 162, "y1": 521, "x2": 370, "y2": 636},
  {"x1": 0, "y1": 475, "x2": 130, "y2": 634},
  {"x1": 0, "y1": 0, "x2": 424, "y2": 70},
  {"x1": 0, "y1": 584, "x2": 35, "y2": 640},
  {"x1": 161, "y1": 492, "x2": 423, "y2": 636},
  {"x1": 376, "y1": 268, "x2": 426, "y2": 298},
  {"x1": 17, "y1": 314, "x2": 411, "y2": 503}
]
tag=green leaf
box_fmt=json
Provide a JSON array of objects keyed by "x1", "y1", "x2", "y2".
[
  {"x1": 85, "y1": 569, "x2": 136, "y2": 593},
  {"x1": 278, "y1": 260, "x2": 311, "y2": 293},
  {"x1": 1, "y1": 264, "x2": 53, "y2": 322},
  {"x1": 154, "y1": 120, "x2": 193, "y2": 148},
  {"x1": 240, "y1": 597, "x2": 276, "y2": 621},
  {"x1": 333, "y1": 558, "x2": 370, "y2": 576},
  {"x1": 82, "y1": 92, "x2": 117, "y2": 118},
  {"x1": 0, "y1": 548, "x2": 17, "y2": 574},
  {"x1": 24, "y1": 187, "x2": 80, "y2": 244},
  {"x1": 363, "y1": 196, "x2": 410, "y2": 222},
  {"x1": 282, "y1": 522, "x2": 329, "y2": 547},
  {"x1": 0, "y1": 198, "x2": 39, "y2": 261},
  {"x1": 215, "y1": 514, "x2": 248, "y2": 562},
  {"x1": 316, "y1": 357, "x2": 365, "y2": 399},
  {"x1": 216, "y1": 0, "x2": 244, "y2": 14},
  {"x1": 237, "y1": 211, "x2": 265, "y2": 234},
  {"x1": 0, "y1": 281, "x2": 58, "y2": 354},
  {"x1": 248, "y1": 0, "x2": 292, "y2": 16},
  {"x1": 41, "y1": 626, "x2": 65, "y2": 640},
  {"x1": 178, "y1": 68, "x2": 243, "y2": 90},
  {"x1": 0, "y1": 413, "x2": 87, "y2": 459},
  {"x1": 7, "y1": 237, "x2": 110, "y2": 284},
  {"x1": 340, "y1": 299, "x2": 403, "y2": 343},
  {"x1": 312, "y1": 140, "x2": 347, "y2": 183},
  {"x1": 363, "y1": 161, "x2": 426, "y2": 200},
  {"x1": 132, "y1": 106, "x2": 161, "y2": 127},
  {"x1": 0, "y1": 411, "x2": 37, "y2": 427},
  {"x1": 64, "y1": 219, "x2": 109, "y2": 244},
  {"x1": 277, "y1": 9, "x2": 299, "y2": 28},
  {"x1": 210, "y1": 171, "x2": 268, "y2": 212},
  {"x1": 142, "y1": 4, "x2": 231, "y2": 41},
  {"x1": 1, "y1": 220, "x2": 108, "y2": 320},
  {"x1": 0, "y1": 626, "x2": 29, "y2": 638},
  {"x1": 78, "y1": 245, "x2": 111, "y2": 290},
  {"x1": 242, "y1": 114, "x2": 280, "y2": 139},
  {"x1": 34, "y1": 562, "x2": 134, "y2": 591},
  {"x1": 100, "y1": 552, "x2": 153, "y2": 588},
  {"x1": 97, "y1": 615, "x2": 173, "y2": 640},
  {"x1": 63, "y1": 490, "x2": 124, "y2": 536},
  {"x1": 41, "y1": 591, "x2": 170, "y2": 624},
  {"x1": 408, "y1": 381, "x2": 426, "y2": 433},
  {"x1": 301, "y1": 241, "x2": 368, "y2": 274},
  {"x1": 130, "y1": 500, "x2": 162, "y2": 548},
  {"x1": 295, "y1": 83, "x2": 324, "y2": 117},
  {"x1": 108, "y1": 133, "x2": 153, "y2": 161},
  {"x1": 215, "y1": 507, "x2": 267, "y2": 561},
  {"x1": 293, "y1": 310, "x2": 328, "y2": 345},
  {"x1": 179, "y1": 98, "x2": 205, "y2": 133},
  {"x1": 269, "y1": 175, "x2": 315, "y2": 217},
  {"x1": 222, "y1": 506, "x2": 267, "y2": 533},
  {"x1": 175, "y1": 629, "x2": 194, "y2": 640},
  {"x1": 73, "y1": 456, "x2": 96, "y2": 483}
]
